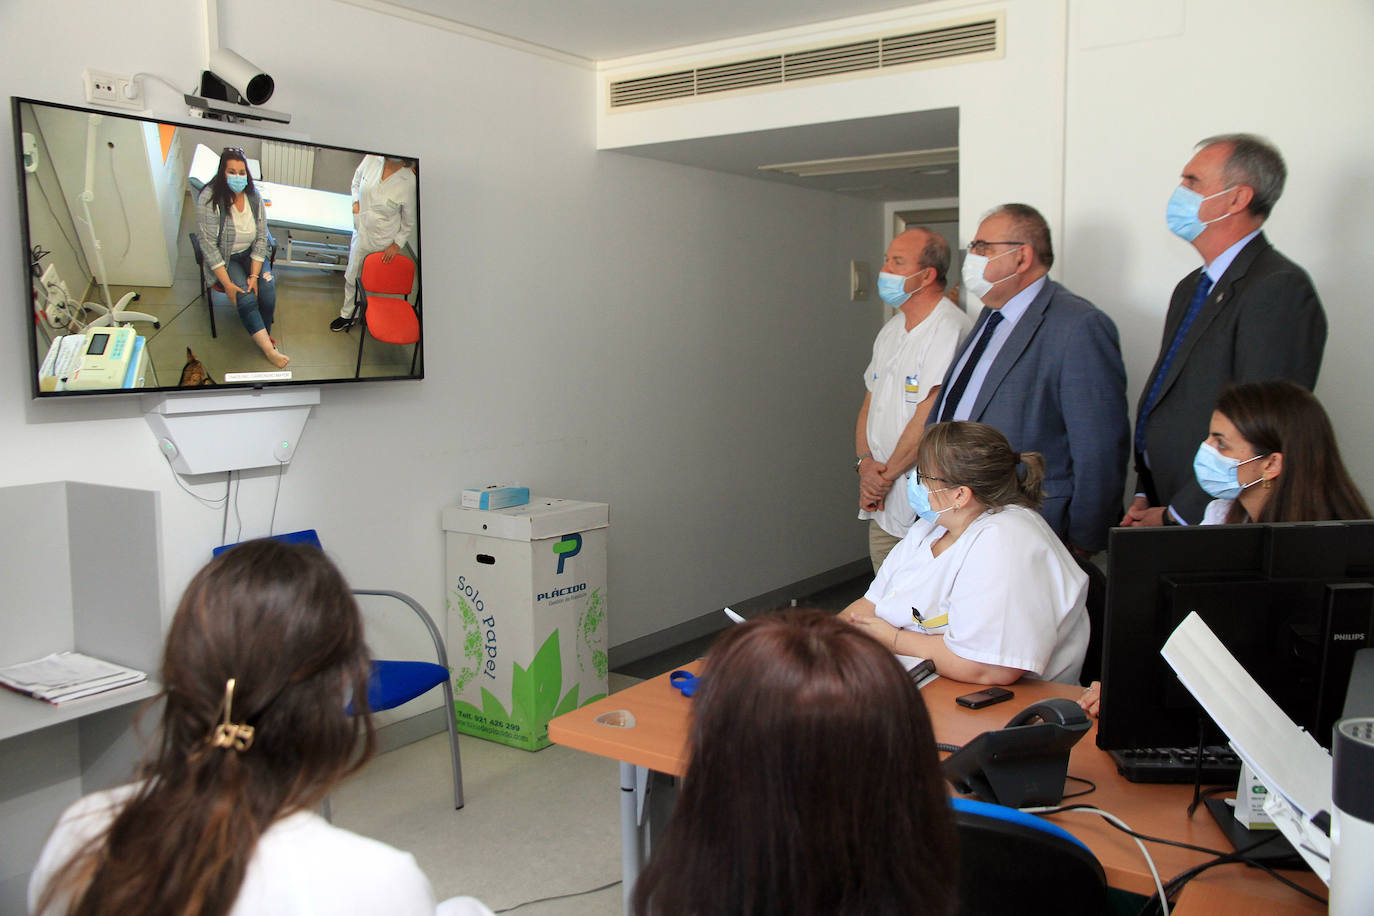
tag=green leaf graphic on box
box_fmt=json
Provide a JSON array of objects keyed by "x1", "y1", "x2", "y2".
[
  {"x1": 554, "y1": 684, "x2": 580, "y2": 718},
  {"x1": 480, "y1": 687, "x2": 508, "y2": 720},
  {"x1": 581, "y1": 693, "x2": 606, "y2": 707},
  {"x1": 450, "y1": 592, "x2": 482, "y2": 693},
  {"x1": 511, "y1": 629, "x2": 567, "y2": 732}
]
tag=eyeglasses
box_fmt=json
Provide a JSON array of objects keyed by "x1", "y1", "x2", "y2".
[
  {"x1": 967, "y1": 239, "x2": 1025, "y2": 256},
  {"x1": 221, "y1": 147, "x2": 245, "y2": 156},
  {"x1": 913, "y1": 468, "x2": 953, "y2": 487}
]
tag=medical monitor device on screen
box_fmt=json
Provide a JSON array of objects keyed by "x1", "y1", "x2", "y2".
[
  {"x1": 1097, "y1": 522, "x2": 1374, "y2": 755},
  {"x1": 13, "y1": 96, "x2": 423, "y2": 399}
]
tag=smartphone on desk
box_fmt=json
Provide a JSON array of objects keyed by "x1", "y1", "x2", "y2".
[{"x1": 955, "y1": 686, "x2": 1014, "y2": 709}]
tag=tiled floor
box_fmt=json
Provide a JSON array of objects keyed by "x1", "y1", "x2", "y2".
[
  {"x1": 336, "y1": 578, "x2": 871, "y2": 914},
  {"x1": 334, "y1": 677, "x2": 637, "y2": 915}
]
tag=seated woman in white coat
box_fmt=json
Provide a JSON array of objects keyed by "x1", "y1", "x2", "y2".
[
  {"x1": 29, "y1": 540, "x2": 492, "y2": 916},
  {"x1": 841, "y1": 421, "x2": 1089, "y2": 685}
]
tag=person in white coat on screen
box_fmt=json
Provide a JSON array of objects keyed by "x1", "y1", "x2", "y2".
[{"x1": 332, "y1": 154, "x2": 417, "y2": 332}]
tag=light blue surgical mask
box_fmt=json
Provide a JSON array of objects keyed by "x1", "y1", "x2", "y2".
[
  {"x1": 1193, "y1": 441, "x2": 1265, "y2": 499},
  {"x1": 908, "y1": 478, "x2": 956, "y2": 524},
  {"x1": 877, "y1": 271, "x2": 924, "y2": 308},
  {"x1": 226, "y1": 174, "x2": 249, "y2": 194},
  {"x1": 1166, "y1": 184, "x2": 1235, "y2": 242}
]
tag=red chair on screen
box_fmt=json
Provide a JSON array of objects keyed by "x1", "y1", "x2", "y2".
[{"x1": 353, "y1": 251, "x2": 421, "y2": 378}]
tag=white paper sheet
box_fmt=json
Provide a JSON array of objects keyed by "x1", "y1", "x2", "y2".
[{"x1": 1161, "y1": 612, "x2": 1332, "y2": 882}]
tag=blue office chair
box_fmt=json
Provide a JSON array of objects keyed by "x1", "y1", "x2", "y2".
[
  {"x1": 950, "y1": 797, "x2": 1107, "y2": 916},
  {"x1": 213, "y1": 532, "x2": 463, "y2": 811}
]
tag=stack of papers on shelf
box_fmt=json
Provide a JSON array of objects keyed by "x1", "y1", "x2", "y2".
[{"x1": 0, "y1": 652, "x2": 147, "y2": 705}]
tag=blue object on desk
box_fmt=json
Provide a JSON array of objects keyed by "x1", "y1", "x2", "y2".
[{"x1": 670, "y1": 670, "x2": 699, "y2": 698}]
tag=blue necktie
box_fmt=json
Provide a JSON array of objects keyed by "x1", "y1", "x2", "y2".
[
  {"x1": 1134, "y1": 271, "x2": 1214, "y2": 454},
  {"x1": 939, "y1": 310, "x2": 1004, "y2": 422}
]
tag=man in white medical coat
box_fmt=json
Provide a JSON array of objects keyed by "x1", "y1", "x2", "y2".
[{"x1": 332, "y1": 155, "x2": 418, "y2": 332}]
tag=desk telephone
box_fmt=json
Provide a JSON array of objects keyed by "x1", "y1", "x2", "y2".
[
  {"x1": 40, "y1": 327, "x2": 137, "y2": 391},
  {"x1": 942, "y1": 697, "x2": 1091, "y2": 808}
]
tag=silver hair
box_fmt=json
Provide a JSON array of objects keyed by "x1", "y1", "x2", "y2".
[{"x1": 1197, "y1": 133, "x2": 1287, "y2": 219}]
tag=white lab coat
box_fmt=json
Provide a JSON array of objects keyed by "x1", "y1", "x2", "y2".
[
  {"x1": 865, "y1": 505, "x2": 1090, "y2": 684},
  {"x1": 342, "y1": 155, "x2": 417, "y2": 318}
]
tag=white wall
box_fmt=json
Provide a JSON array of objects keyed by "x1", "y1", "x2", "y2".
[
  {"x1": 598, "y1": 0, "x2": 1374, "y2": 502},
  {"x1": 598, "y1": 0, "x2": 1070, "y2": 265},
  {"x1": 1061, "y1": 0, "x2": 1374, "y2": 492},
  {"x1": 0, "y1": 0, "x2": 880, "y2": 665}
]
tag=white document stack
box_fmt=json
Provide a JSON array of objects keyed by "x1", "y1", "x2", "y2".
[{"x1": 0, "y1": 651, "x2": 148, "y2": 704}]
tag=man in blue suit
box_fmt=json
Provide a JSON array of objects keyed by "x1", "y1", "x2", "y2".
[{"x1": 926, "y1": 204, "x2": 1129, "y2": 554}]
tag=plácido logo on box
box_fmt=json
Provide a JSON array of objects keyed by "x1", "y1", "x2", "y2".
[
  {"x1": 539, "y1": 533, "x2": 587, "y2": 603},
  {"x1": 553, "y1": 532, "x2": 581, "y2": 574}
]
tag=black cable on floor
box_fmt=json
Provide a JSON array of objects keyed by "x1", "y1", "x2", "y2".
[{"x1": 492, "y1": 879, "x2": 622, "y2": 913}]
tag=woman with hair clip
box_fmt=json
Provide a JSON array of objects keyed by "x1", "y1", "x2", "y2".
[
  {"x1": 631, "y1": 609, "x2": 957, "y2": 916},
  {"x1": 196, "y1": 147, "x2": 289, "y2": 369},
  {"x1": 29, "y1": 540, "x2": 493, "y2": 916},
  {"x1": 840, "y1": 420, "x2": 1090, "y2": 686},
  {"x1": 1079, "y1": 379, "x2": 1370, "y2": 715}
]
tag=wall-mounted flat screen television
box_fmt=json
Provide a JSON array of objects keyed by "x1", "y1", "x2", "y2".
[{"x1": 13, "y1": 97, "x2": 422, "y2": 397}]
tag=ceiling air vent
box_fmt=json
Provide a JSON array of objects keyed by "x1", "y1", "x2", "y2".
[{"x1": 608, "y1": 16, "x2": 1001, "y2": 109}]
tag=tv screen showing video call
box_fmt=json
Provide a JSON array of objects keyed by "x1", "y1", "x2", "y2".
[{"x1": 13, "y1": 97, "x2": 423, "y2": 397}]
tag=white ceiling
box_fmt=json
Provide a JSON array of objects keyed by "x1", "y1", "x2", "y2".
[
  {"x1": 384, "y1": 0, "x2": 940, "y2": 62},
  {"x1": 377, "y1": 0, "x2": 957, "y2": 202}
]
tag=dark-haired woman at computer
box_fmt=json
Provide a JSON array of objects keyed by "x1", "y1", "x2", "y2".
[
  {"x1": 29, "y1": 540, "x2": 494, "y2": 916},
  {"x1": 631, "y1": 609, "x2": 957, "y2": 916},
  {"x1": 1079, "y1": 379, "x2": 1370, "y2": 715},
  {"x1": 1196, "y1": 379, "x2": 1369, "y2": 525},
  {"x1": 197, "y1": 147, "x2": 289, "y2": 370},
  {"x1": 839, "y1": 421, "x2": 1090, "y2": 686}
]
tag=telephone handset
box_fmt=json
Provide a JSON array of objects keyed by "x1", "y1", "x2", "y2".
[{"x1": 942, "y1": 697, "x2": 1091, "y2": 808}]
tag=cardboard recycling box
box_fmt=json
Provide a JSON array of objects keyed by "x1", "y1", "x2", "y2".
[{"x1": 442, "y1": 498, "x2": 609, "y2": 750}]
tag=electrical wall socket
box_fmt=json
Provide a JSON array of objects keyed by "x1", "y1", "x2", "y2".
[{"x1": 82, "y1": 69, "x2": 144, "y2": 110}]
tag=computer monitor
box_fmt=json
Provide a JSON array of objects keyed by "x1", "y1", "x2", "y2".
[{"x1": 1097, "y1": 522, "x2": 1374, "y2": 753}]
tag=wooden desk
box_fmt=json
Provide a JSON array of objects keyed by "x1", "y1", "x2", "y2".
[{"x1": 549, "y1": 663, "x2": 1325, "y2": 914}]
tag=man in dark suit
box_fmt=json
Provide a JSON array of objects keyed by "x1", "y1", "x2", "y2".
[
  {"x1": 1122, "y1": 134, "x2": 1326, "y2": 527},
  {"x1": 926, "y1": 204, "x2": 1129, "y2": 554}
]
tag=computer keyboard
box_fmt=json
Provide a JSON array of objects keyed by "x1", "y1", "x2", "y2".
[{"x1": 1109, "y1": 746, "x2": 1242, "y2": 784}]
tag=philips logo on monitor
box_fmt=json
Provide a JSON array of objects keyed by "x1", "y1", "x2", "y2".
[
  {"x1": 553, "y1": 533, "x2": 582, "y2": 574},
  {"x1": 1333, "y1": 633, "x2": 1367, "y2": 641}
]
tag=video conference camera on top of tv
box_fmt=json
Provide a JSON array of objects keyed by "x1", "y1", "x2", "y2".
[{"x1": 185, "y1": 47, "x2": 291, "y2": 125}]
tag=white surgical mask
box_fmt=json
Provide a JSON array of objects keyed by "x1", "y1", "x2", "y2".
[{"x1": 961, "y1": 247, "x2": 1020, "y2": 300}]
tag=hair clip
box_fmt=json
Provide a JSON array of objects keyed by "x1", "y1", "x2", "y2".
[{"x1": 209, "y1": 678, "x2": 255, "y2": 751}]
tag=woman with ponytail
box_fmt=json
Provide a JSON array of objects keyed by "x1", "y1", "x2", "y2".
[
  {"x1": 29, "y1": 540, "x2": 492, "y2": 916},
  {"x1": 840, "y1": 421, "x2": 1090, "y2": 685}
]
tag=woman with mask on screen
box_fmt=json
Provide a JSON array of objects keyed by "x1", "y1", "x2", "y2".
[
  {"x1": 331, "y1": 155, "x2": 417, "y2": 333},
  {"x1": 196, "y1": 147, "x2": 289, "y2": 370}
]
